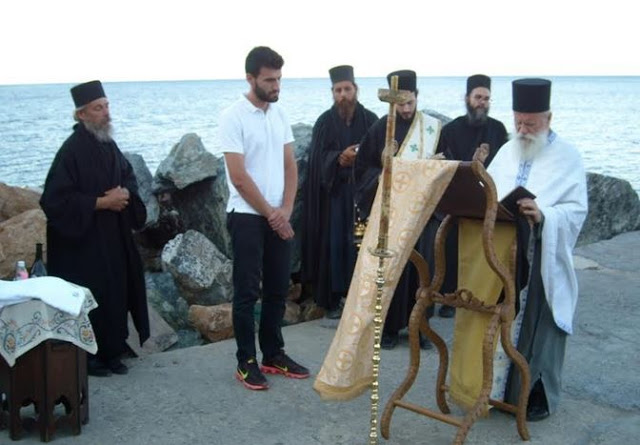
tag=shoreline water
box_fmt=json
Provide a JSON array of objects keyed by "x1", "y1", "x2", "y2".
[{"x1": 1, "y1": 76, "x2": 638, "y2": 194}]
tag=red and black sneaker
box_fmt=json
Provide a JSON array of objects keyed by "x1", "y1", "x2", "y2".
[
  {"x1": 235, "y1": 358, "x2": 269, "y2": 390},
  {"x1": 260, "y1": 352, "x2": 310, "y2": 379}
]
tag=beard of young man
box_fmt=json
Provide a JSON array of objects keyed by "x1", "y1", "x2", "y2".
[
  {"x1": 466, "y1": 100, "x2": 489, "y2": 126},
  {"x1": 84, "y1": 117, "x2": 113, "y2": 143},
  {"x1": 254, "y1": 83, "x2": 279, "y2": 103},
  {"x1": 514, "y1": 130, "x2": 548, "y2": 161},
  {"x1": 336, "y1": 94, "x2": 357, "y2": 122}
]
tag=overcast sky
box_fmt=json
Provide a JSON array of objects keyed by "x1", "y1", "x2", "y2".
[{"x1": 1, "y1": 0, "x2": 637, "y2": 85}]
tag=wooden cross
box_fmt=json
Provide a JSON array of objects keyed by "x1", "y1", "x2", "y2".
[{"x1": 373, "y1": 76, "x2": 412, "y2": 254}]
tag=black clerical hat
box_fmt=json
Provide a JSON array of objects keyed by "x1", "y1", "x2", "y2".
[
  {"x1": 329, "y1": 65, "x2": 355, "y2": 84},
  {"x1": 70, "y1": 80, "x2": 106, "y2": 108},
  {"x1": 512, "y1": 78, "x2": 551, "y2": 112},
  {"x1": 387, "y1": 70, "x2": 416, "y2": 92},
  {"x1": 467, "y1": 74, "x2": 491, "y2": 94}
]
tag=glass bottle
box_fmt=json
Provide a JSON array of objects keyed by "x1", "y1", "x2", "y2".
[
  {"x1": 30, "y1": 243, "x2": 47, "y2": 277},
  {"x1": 14, "y1": 260, "x2": 29, "y2": 280}
]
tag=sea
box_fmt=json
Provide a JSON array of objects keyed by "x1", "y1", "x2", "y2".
[{"x1": 0, "y1": 76, "x2": 638, "y2": 195}]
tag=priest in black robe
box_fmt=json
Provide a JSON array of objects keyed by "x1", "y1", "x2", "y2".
[
  {"x1": 40, "y1": 80, "x2": 149, "y2": 377},
  {"x1": 437, "y1": 74, "x2": 508, "y2": 164},
  {"x1": 355, "y1": 70, "x2": 441, "y2": 349},
  {"x1": 302, "y1": 66, "x2": 378, "y2": 319},
  {"x1": 434, "y1": 74, "x2": 509, "y2": 318}
]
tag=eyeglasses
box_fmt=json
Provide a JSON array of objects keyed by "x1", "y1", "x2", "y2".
[{"x1": 471, "y1": 94, "x2": 491, "y2": 103}]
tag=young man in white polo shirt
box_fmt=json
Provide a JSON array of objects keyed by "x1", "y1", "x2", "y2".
[{"x1": 217, "y1": 46, "x2": 309, "y2": 390}]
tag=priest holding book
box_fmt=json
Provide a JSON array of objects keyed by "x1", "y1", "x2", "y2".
[{"x1": 487, "y1": 78, "x2": 588, "y2": 421}]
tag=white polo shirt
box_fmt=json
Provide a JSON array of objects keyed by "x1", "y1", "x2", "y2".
[{"x1": 217, "y1": 95, "x2": 294, "y2": 215}]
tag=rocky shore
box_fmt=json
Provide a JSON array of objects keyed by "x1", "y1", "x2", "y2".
[{"x1": 1, "y1": 114, "x2": 639, "y2": 352}]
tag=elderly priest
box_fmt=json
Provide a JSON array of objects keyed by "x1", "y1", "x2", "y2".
[{"x1": 485, "y1": 78, "x2": 588, "y2": 421}]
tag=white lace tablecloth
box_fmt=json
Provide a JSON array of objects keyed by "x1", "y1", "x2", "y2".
[{"x1": 0, "y1": 288, "x2": 98, "y2": 367}]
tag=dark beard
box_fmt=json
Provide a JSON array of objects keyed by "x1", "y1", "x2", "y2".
[
  {"x1": 336, "y1": 99, "x2": 357, "y2": 122},
  {"x1": 255, "y1": 84, "x2": 278, "y2": 103},
  {"x1": 466, "y1": 102, "x2": 488, "y2": 126},
  {"x1": 84, "y1": 121, "x2": 113, "y2": 142}
]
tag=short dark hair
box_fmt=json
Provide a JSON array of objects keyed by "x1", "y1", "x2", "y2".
[{"x1": 245, "y1": 46, "x2": 284, "y2": 77}]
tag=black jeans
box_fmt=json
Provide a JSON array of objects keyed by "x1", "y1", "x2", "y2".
[{"x1": 227, "y1": 212, "x2": 291, "y2": 362}]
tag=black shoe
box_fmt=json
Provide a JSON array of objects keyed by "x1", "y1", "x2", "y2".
[
  {"x1": 438, "y1": 305, "x2": 456, "y2": 318},
  {"x1": 87, "y1": 357, "x2": 112, "y2": 377},
  {"x1": 261, "y1": 352, "x2": 310, "y2": 379},
  {"x1": 419, "y1": 333, "x2": 433, "y2": 350},
  {"x1": 236, "y1": 358, "x2": 269, "y2": 390},
  {"x1": 526, "y1": 405, "x2": 550, "y2": 422},
  {"x1": 107, "y1": 358, "x2": 129, "y2": 375},
  {"x1": 380, "y1": 332, "x2": 399, "y2": 350},
  {"x1": 526, "y1": 379, "x2": 549, "y2": 421}
]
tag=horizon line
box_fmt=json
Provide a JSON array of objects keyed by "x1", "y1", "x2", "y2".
[{"x1": 2, "y1": 74, "x2": 640, "y2": 88}]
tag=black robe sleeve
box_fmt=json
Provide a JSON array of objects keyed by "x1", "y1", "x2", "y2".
[
  {"x1": 40, "y1": 140, "x2": 100, "y2": 240},
  {"x1": 301, "y1": 112, "x2": 333, "y2": 283},
  {"x1": 354, "y1": 116, "x2": 387, "y2": 220}
]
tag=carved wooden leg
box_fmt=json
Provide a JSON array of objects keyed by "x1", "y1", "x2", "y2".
[
  {"x1": 499, "y1": 318, "x2": 531, "y2": 441},
  {"x1": 380, "y1": 294, "x2": 432, "y2": 439}
]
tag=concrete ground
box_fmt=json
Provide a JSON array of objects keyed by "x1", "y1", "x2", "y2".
[{"x1": 6, "y1": 231, "x2": 640, "y2": 445}]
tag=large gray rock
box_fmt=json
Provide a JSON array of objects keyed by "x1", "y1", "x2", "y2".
[
  {"x1": 171, "y1": 159, "x2": 231, "y2": 259},
  {"x1": 124, "y1": 152, "x2": 159, "y2": 226},
  {"x1": 126, "y1": 305, "x2": 178, "y2": 355},
  {"x1": 171, "y1": 329, "x2": 205, "y2": 349},
  {"x1": 161, "y1": 230, "x2": 232, "y2": 305},
  {"x1": 145, "y1": 272, "x2": 191, "y2": 331},
  {"x1": 577, "y1": 173, "x2": 640, "y2": 246},
  {"x1": 154, "y1": 133, "x2": 218, "y2": 191}
]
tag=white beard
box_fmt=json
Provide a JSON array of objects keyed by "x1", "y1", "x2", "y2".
[
  {"x1": 84, "y1": 121, "x2": 113, "y2": 143},
  {"x1": 513, "y1": 130, "x2": 548, "y2": 161}
]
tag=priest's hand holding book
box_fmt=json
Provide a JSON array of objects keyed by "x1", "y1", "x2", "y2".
[
  {"x1": 517, "y1": 198, "x2": 542, "y2": 224},
  {"x1": 498, "y1": 186, "x2": 538, "y2": 223}
]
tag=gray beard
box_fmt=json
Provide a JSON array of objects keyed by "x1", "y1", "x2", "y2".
[
  {"x1": 84, "y1": 121, "x2": 113, "y2": 143},
  {"x1": 513, "y1": 131, "x2": 548, "y2": 161}
]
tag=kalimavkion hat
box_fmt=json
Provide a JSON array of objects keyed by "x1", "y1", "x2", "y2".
[
  {"x1": 512, "y1": 78, "x2": 551, "y2": 112},
  {"x1": 329, "y1": 65, "x2": 355, "y2": 84},
  {"x1": 467, "y1": 74, "x2": 491, "y2": 94},
  {"x1": 70, "y1": 80, "x2": 106, "y2": 108},
  {"x1": 387, "y1": 70, "x2": 417, "y2": 92}
]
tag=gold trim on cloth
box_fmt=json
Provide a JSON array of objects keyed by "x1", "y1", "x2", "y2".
[
  {"x1": 448, "y1": 218, "x2": 516, "y2": 413},
  {"x1": 313, "y1": 159, "x2": 459, "y2": 401}
]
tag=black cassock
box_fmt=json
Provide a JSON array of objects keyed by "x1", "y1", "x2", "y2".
[
  {"x1": 436, "y1": 115, "x2": 508, "y2": 165},
  {"x1": 302, "y1": 103, "x2": 377, "y2": 311},
  {"x1": 354, "y1": 112, "x2": 434, "y2": 334},
  {"x1": 40, "y1": 123, "x2": 149, "y2": 361},
  {"x1": 434, "y1": 115, "x2": 509, "y2": 295}
]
